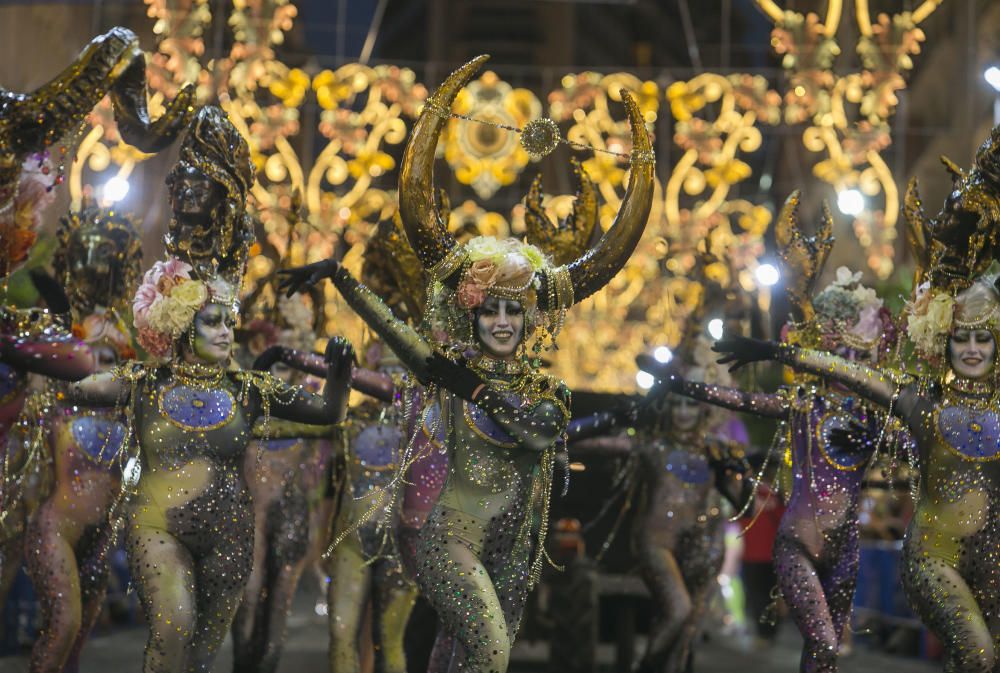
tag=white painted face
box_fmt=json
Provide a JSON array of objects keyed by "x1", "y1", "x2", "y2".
[
  {"x1": 669, "y1": 393, "x2": 705, "y2": 433},
  {"x1": 475, "y1": 296, "x2": 525, "y2": 359},
  {"x1": 188, "y1": 303, "x2": 236, "y2": 365},
  {"x1": 948, "y1": 327, "x2": 996, "y2": 380}
]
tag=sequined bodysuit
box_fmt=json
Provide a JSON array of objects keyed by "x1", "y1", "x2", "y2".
[
  {"x1": 675, "y1": 380, "x2": 883, "y2": 673},
  {"x1": 1, "y1": 309, "x2": 95, "y2": 610},
  {"x1": 327, "y1": 267, "x2": 568, "y2": 673},
  {"x1": 772, "y1": 347, "x2": 1000, "y2": 673},
  {"x1": 26, "y1": 405, "x2": 124, "y2": 672},
  {"x1": 70, "y1": 363, "x2": 344, "y2": 673}
]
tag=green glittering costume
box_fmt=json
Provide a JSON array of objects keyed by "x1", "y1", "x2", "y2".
[{"x1": 278, "y1": 54, "x2": 653, "y2": 673}]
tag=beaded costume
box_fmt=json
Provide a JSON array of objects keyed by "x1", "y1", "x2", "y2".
[
  {"x1": 645, "y1": 195, "x2": 900, "y2": 673},
  {"x1": 0, "y1": 26, "x2": 190, "y2": 612},
  {"x1": 25, "y1": 206, "x2": 142, "y2": 673},
  {"x1": 715, "y1": 132, "x2": 1000, "y2": 672},
  {"x1": 63, "y1": 106, "x2": 354, "y2": 673},
  {"x1": 278, "y1": 54, "x2": 654, "y2": 673}
]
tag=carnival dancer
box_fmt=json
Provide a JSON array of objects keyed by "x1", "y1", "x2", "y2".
[
  {"x1": 640, "y1": 195, "x2": 899, "y2": 673},
  {"x1": 714, "y1": 133, "x2": 1000, "y2": 673},
  {"x1": 230, "y1": 293, "x2": 334, "y2": 673},
  {"x1": 571, "y1": 335, "x2": 752, "y2": 673},
  {"x1": 23, "y1": 207, "x2": 141, "y2": 673},
  {"x1": 277, "y1": 54, "x2": 653, "y2": 673},
  {"x1": 63, "y1": 106, "x2": 354, "y2": 673}
]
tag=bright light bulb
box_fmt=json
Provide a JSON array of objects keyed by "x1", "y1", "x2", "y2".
[
  {"x1": 986, "y1": 66, "x2": 1000, "y2": 92},
  {"x1": 755, "y1": 263, "x2": 780, "y2": 287},
  {"x1": 636, "y1": 371, "x2": 655, "y2": 390},
  {"x1": 102, "y1": 176, "x2": 130, "y2": 203},
  {"x1": 653, "y1": 346, "x2": 673, "y2": 363},
  {"x1": 837, "y1": 189, "x2": 864, "y2": 216},
  {"x1": 707, "y1": 318, "x2": 724, "y2": 340}
]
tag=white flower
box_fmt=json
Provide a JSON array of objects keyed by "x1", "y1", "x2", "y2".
[{"x1": 833, "y1": 266, "x2": 863, "y2": 288}]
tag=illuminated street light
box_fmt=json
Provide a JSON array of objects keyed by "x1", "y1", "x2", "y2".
[
  {"x1": 837, "y1": 189, "x2": 864, "y2": 217},
  {"x1": 755, "y1": 263, "x2": 780, "y2": 287}
]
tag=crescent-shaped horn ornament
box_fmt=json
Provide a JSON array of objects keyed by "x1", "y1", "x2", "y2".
[
  {"x1": 545, "y1": 89, "x2": 654, "y2": 308},
  {"x1": 110, "y1": 55, "x2": 196, "y2": 153},
  {"x1": 398, "y1": 54, "x2": 490, "y2": 271},
  {"x1": 903, "y1": 177, "x2": 931, "y2": 291}
]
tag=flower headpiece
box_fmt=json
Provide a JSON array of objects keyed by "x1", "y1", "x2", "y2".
[
  {"x1": 73, "y1": 310, "x2": 135, "y2": 360},
  {"x1": 0, "y1": 155, "x2": 56, "y2": 279},
  {"x1": 132, "y1": 257, "x2": 236, "y2": 358},
  {"x1": 906, "y1": 277, "x2": 1000, "y2": 366},
  {"x1": 809, "y1": 266, "x2": 894, "y2": 356}
]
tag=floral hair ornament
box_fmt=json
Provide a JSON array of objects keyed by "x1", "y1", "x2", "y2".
[
  {"x1": 906, "y1": 277, "x2": 1000, "y2": 367},
  {"x1": 73, "y1": 310, "x2": 135, "y2": 360},
  {"x1": 1, "y1": 154, "x2": 56, "y2": 280},
  {"x1": 132, "y1": 257, "x2": 237, "y2": 358},
  {"x1": 811, "y1": 266, "x2": 895, "y2": 356}
]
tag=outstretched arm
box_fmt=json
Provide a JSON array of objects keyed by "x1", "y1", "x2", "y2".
[
  {"x1": 278, "y1": 260, "x2": 433, "y2": 381},
  {"x1": 63, "y1": 369, "x2": 130, "y2": 407},
  {"x1": 713, "y1": 337, "x2": 909, "y2": 410},
  {"x1": 254, "y1": 345, "x2": 397, "y2": 402},
  {"x1": 268, "y1": 338, "x2": 354, "y2": 425},
  {"x1": 2, "y1": 330, "x2": 95, "y2": 381},
  {"x1": 654, "y1": 375, "x2": 787, "y2": 420}
]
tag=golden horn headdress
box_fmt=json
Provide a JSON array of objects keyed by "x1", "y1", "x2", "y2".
[
  {"x1": 398, "y1": 55, "x2": 654, "y2": 337},
  {"x1": 523, "y1": 158, "x2": 599, "y2": 267}
]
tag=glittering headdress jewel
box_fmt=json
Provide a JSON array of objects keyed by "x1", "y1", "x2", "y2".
[{"x1": 398, "y1": 55, "x2": 655, "y2": 351}]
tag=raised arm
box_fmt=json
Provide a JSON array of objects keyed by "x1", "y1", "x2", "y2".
[
  {"x1": 278, "y1": 259, "x2": 433, "y2": 381},
  {"x1": 254, "y1": 344, "x2": 397, "y2": 403},
  {"x1": 570, "y1": 433, "x2": 634, "y2": 456},
  {"x1": 713, "y1": 337, "x2": 909, "y2": 410},
  {"x1": 2, "y1": 328, "x2": 95, "y2": 381},
  {"x1": 266, "y1": 337, "x2": 354, "y2": 426}
]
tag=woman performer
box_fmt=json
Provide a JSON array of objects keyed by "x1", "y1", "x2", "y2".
[
  {"x1": 231, "y1": 297, "x2": 333, "y2": 673},
  {"x1": 1, "y1": 25, "x2": 192, "y2": 610},
  {"x1": 25, "y1": 206, "x2": 142, "y2": 673},
  {"x1": 64, "y1": 106, "x2": 355, "y2": 673},
  {"x1": 252, "y1": 339, "x2": 443, "y2": 673},
  {"x1": 277, "y1": 54, "x2": 654, "y2": 673},
  {"x1": 639, "y1": 197, "x2": 899, "y2": 673},
  {"x1": 714, "y1": 135, "x2": 1000, "y2": 671},
  {"x1": 569, "y1": 338, "x2": 752, "y2": 673}
]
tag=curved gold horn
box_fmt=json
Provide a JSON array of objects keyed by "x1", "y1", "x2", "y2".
[
  {"x1": 775, "y1": 190, "x2": 835, "y2": 323},
  {"x1": 545, "y1": 89, "x2": 654, "y2": 308},
  {"x1": 903, "y1": 177, "x2": 931, "y2": 292},
  {"x1": 524, "y1": 159, "x2": 599, "y2": 266},
  {"x1": 0, "y1": 27, "x2": 140, "y2": 159},
  {"x1": 111, "y1": 56, "x2": 196, "y2": 153},
  {"x1": 398, "y1": 55, "x2": 489, "y2": 270}
]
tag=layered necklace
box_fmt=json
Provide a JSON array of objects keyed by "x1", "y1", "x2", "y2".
[
  {"x1": 936, "y1": 376, "x2": 1000, "y2": 461},
  {"x1": 159, "y1": 360, "x2": 235, "y2": 432}
]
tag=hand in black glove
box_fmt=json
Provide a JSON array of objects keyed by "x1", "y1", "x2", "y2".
[
  {"x1": 277, "y1": 258, "x2": 341, "y2": 298},
  {"x1": 827, "y1": 417, "x2": 874, "y2": 455},
  {"x1": 423, "y1": 352, "x2": 486, "y2": 402},
  {"x1": 253, "y1": 345, "x2": 286, "y2": 371},
  {"x1": 712, "y1": 336, "x2": 783, "y2": 372},
  {"x1": 325, "y1": 336, "x2": 356, "y2": 385}
]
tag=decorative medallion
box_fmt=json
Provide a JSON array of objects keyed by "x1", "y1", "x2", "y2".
[
  {"x1": 936, "y1": 405, "x2": 1000, "y2": 462},
  {"x1": 72, "y1": 416, "x2": 126, "y2": 465},
  {"x1": 158, "y1": 384, "x2": 236, "y2": 432}
]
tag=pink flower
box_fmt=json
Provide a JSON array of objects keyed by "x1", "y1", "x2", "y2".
[
  {"x1": 466, "y1": 259, "x2": 499, "y2": 288},
  {"x1": 850, "y1": 305, "x2": 883, "y2": 344},
  {"x1": 132, "y1": 284, "x2": 159, "y2": 327},
  {"x1": 456, "y1": 281, "x2": 486, "y2": 309},
  {"x1": 143, "y1": 258, "x2": 193, "y2": 291},
  {"x1": 137, "y1": 325, "x2": 172, "y2": 359}
]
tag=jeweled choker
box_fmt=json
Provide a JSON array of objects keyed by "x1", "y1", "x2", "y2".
[
  {"x1": 471, "y1": 354, "x2": 526, "y2": 377},
  {"x1": 171, "y1": 361, "x2": 226, "y2": 388}
]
